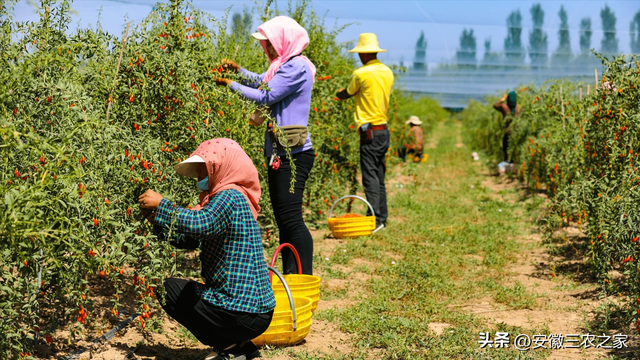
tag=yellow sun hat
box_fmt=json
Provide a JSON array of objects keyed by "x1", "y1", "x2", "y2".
[{"x1": 348, "y1": 33, "x2": 387, "y2": 53}]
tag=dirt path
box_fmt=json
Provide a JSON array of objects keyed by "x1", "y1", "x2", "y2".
[
  {"x1": 268, "y1": 122, "x2": 630, "y2": 359},
  {"x1": 477, "y1": 175, "x2": 607, "y2": 359},
  {"x1": 38, "y1": 121, "x2": 637, "y2": 360}
]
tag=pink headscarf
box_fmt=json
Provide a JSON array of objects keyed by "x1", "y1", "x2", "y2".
[
  {"x1": 190, "y1": 138, "x2": 261, "y2": 221},
  {"x1": 258, "y1": 16, "x2": 316, "y2": 84}
]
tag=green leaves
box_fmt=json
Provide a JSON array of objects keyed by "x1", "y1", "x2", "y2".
[
  {"x1": 3, "y1": 188, "x2": 17, "y2": 207},
  {"x1": 0, "y1": 0, "x2": 425, "y2": 357},
  {"x1": 463, "y1": 53, "x2": 640, "y2": 332}
]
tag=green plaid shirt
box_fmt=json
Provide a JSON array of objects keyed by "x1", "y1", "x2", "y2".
[{"x1": 154, "y1": 189, "x2": 275, "y2": 314}]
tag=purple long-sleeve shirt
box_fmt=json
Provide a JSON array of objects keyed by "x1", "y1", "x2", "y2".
[{"x1": 229, "y1": 57, "x2": 313, "y2": 157}]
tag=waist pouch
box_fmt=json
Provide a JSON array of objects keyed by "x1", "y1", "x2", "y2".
[
  {"x1": 359, "y1": 123, "x2": 373, "y2": 145},
  {"x1": 268, "y1": 122, "x2": 308, "y2": 150}
]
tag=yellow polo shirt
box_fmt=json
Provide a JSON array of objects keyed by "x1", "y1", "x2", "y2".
[{"x1": 346, "y1": 59, "x2": 394, "y2": 129}]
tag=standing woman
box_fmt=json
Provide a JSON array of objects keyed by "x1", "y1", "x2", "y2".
[
  {"x1": 138, "y1": 139, "x2": 275, "y2": 360},
  {"x1": 216, "y1": 16, "x2": 316, "y2": 275}
]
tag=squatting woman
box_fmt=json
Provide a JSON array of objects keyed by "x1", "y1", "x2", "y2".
[{"x1": 138, "y1": 138, "x2": 275, "y2": 360}]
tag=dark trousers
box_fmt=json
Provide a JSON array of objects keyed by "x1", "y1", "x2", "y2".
[
  {"x1": 361, "y1": 129, "x2": 389, "y2": 227},
  {"x1": 268, "y1": 149, "x2": 315, "y2": 275},
  {"x1": 158, "y1": 278, "x2": 273, "y2": 350},
  {"x1": 502, "y1": 132, "x2": 511, "y2": 162}
]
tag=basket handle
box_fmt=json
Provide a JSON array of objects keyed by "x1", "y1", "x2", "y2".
[
  {"x1": 267, "y1": 266, "x2": 297, "y2": 331},
  {"x1": 269, "y1": 243, "x2": 302, "y2": 283},
  {"x1": 328, "y1": 195, "x2": 375, "y2": 219}
]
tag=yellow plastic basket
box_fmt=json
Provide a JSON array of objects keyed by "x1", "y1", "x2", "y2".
[
  {"x1": 252, "y1": 267, "x2": 313, "y2": 347},
  {"x1": 269, "y1": 244, "x2": 321, "y2": 312},
  {"x1": 327, "y1": 195, "x2": 376, "y2": 238},
  {"x1": 272, "y1": 274, "x2": 320, "y2": 312}
]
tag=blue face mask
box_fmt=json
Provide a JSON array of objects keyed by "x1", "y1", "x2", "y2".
[{"x1": 197, "y1": 177, "x2": 209, "y2": 191}]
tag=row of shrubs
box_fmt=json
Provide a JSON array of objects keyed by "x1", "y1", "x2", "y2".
[
  {"x1": 0, "y1": 0, "x2": 446, "y2": 357},
  {"x1": 461, "y1": 53, "x2": 640, "y2": 332}
]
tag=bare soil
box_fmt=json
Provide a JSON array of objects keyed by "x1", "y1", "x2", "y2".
[
  {"x1": 476, "y1": 173, "x2": 637, "y2": 359},
  {"x1": 32, "y1": 126, "x2": 635, "y2": 359}
]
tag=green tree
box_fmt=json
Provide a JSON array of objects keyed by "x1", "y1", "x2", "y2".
[
  {"x1": 231, "y1": 11, "x2": 252, "y2": 39},
  {"x1": 579, "y1": 17, "x2": 592, "y2": 54},
  {"x1": 481, "y1": 38, "x2": 502, "y2": 69},
  {"x1": 600, "y1": 4, "x2": 618, "y2": 55},
  {"x1": 552, "y1": 5, "x2": 572, "y2": 64},
  {"x1": 504, "y1": 10, "x2": 524, "y2": 64},
  {"x1": 575, "y1": 17, "x2": 598, "y2": 68},
  {"x1": 456, "y1": 28, "x2": 476, "y2": 68},
  {"x1": 414, "y1": 30, "x2": 427, "y2": 71},
  {"x1": 631, "y1": 10, "x2": 640, "y2": 54},
  {"x1": 528, "y1": 3, "x2": 548, "y2": 68}
]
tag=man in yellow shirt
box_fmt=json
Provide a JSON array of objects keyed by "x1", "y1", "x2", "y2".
[{"x1": 336, "y1": 33, "x2": 394, "y2": 232}]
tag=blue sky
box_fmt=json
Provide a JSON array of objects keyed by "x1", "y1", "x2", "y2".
[{"x1": 13, "y1": 0, "x2": 640, "y2": 67}]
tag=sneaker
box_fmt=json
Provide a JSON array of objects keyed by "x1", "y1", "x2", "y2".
[
  {"x1": 238, "y1": 341, "x2": 260, "y2": 359},
  {"x1": 203, "y1": 351, "x2": 247, "y2": 360},
  {"x1": 204, "y1": 341, "x2": 260, "y2": 360},
  {"x1": 372, "y1": 223, "x2": 385, "y2": 234},
  {"x1": 203, "y1": 350, "x2": 225, "y2": 360}
]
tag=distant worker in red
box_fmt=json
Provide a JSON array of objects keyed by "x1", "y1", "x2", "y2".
[{"x1": 398, "y1": 116, "x2": 424, "y2": 163}]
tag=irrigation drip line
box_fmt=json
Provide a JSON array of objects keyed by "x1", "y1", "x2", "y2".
[
  {"x1": 122, "y1": 339, "x2": 144, "y2": 360},
  {"x1": 58, "y1": 312, "x2": 140, "y2": 360}
]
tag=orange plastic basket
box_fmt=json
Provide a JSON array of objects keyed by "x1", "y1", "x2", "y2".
[{"x1": 327, "y1": 195, "x2": 376, "y2": 238}]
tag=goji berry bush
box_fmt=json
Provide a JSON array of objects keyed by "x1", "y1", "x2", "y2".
[
  {"x1": 0, "y1": 0, "x2": 444, "y2": 358},
  {"x1": 461, "y1": 54, "x2": 640, "y2": 332}
]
